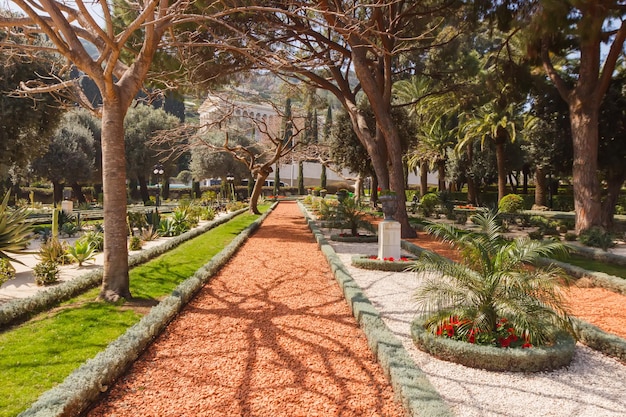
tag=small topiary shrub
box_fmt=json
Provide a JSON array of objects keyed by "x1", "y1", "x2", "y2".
[
  {"x1": 528, "y1": 230, "x2": 544, "y2": 240},
  {"x1": 498, "y1": 194, "x2": 524, "y2": 214},
  {"x1": 129, "y1": 236, "x2": 143, "y2": 251},
  {"x1": 420, "y1": 193, "x2": 440, "y2": 217},
  {"x1": 0, "y1": 258, "x2": 16, "y2": 286},
  {"x1": 564, "y1": 232, "x2": 577, "y2": 242},
  {"x1": 579, "y1": 227, "x2": 615, "y2": 250},
  {"x1": 38, "y1": 237, "x2": 70, "y2": 265},
  {"x1": 33, "y1": 261, "x2": 60, "y2": 286}
]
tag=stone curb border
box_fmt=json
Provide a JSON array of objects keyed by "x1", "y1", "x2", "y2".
[
  {"x1": 0, "y1": 208, "x2": 249, "y2": 329},
  {"x1": 19, "y1": 203, "x2": 277, "y2": 417},
  {"x1": 298, "y1": 202, "x2": 453, "y2": 417}
]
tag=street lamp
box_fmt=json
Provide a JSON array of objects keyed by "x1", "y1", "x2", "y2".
[
  {"x1": 226, "y1": 173, "x2": 235, "y2": 201},
  {"x1": 153, "y1": 163, "x2": 164, "y2": 206}
]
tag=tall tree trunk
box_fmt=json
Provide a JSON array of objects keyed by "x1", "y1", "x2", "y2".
[
  {"x1": 71, "y1": 183, "x2": 87, "y2": 204},
  {"x1": 522, "y1": 163, "x2": 530, "y2": 194},
  {"x1": 420, "y1": 163, "x2": 428, "y2": 197},
  {"x1": 128, "y1": 178, "x2": 140, "y2": 201},
  {"x1": 249, "y1": 166, "x2": 272, "y2": 215},
  {"x1": 138, "y1": 176, "x2": 149, "y2": 203},
  {"x1": 570, "y1": 105, "x2": 602, "y2": 233},
  {"x1": 297, "y1": 161, "x2": 304, "y2": 195},
  {"x1": 466, "y1": 143, "x2": 477, "y2": 205},
  {"x1": 162, "y1": 178, "x2": 170, "y2": 200},
  {"x1": 534, "y1": 167, "x2": 547, "y2": 207},
  {"x1": 437, "y1": 160, "x2": 446, "y2": 192},
  {"x1": 193, "y1": 181, "x2": 201, "y2": 199},
  {"x1": 495, "y1": 138, "x2": 507, "y2": 202},
  {"x1": 99, "y1": 99, "x2": 131, "y2": 302},
  {"x1": 52, "y1": 181, "x2": 63, "y2": 205},
  {"x1": 601, "y1": 170, "x2": 626, "y2": 231}
]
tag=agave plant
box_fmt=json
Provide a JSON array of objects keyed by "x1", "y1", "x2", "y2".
[
  {"x1": 66, "y1": 239, "x2": 96, "y2": 266},
  {"x1": 0, "y1": 191, "x2": 34, "y2": 264},
  {"x1": 412, "y1": 211, "x2": 574, "y2": 347}
]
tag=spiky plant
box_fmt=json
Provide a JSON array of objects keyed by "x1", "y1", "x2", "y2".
[
  {"x1": 0, "y1": 191, "x2": 34, "y2": 264},
  {"x1": 66, "y1": 239, "x2": 96, "y2": 266},
  {"x1": 412, "y1": 211, "x2": 574, "y2": 347}
]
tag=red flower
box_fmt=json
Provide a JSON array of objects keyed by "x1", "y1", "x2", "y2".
[
  {"x1": 522, "y1": 342, "x2": 533, "y2": 349},
  {"x1": 377, "y1": 187, "x2": 381, "y2": 192},
  {"x1": 388, "y1": 257, "x2": 395, "y2": 262}
]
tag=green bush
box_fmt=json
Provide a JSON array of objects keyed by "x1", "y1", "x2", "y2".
[
  {"x1": 129, "y1": 236, "x2": 143, "y2": 251},
  {"x1": 0, "y1": 258, "x2": 16, "y2": 286},
  {"x1": 79, "y1": 231, "x2": 104, "y2": 252},
  {"x1": 528, "y1": 230, "x2": 544, "y2": 240},
  {"x1": 61, "y1": 222, "x2": 80, "y2": 237},
  {"x1": 498, "y1": 194, "x2": 524, "y2": 214},
  {"x1": 200, "y1": 206, "x2": 216, "y2": 221},
  {"x1": 66, "y1": 240, "x2": 97, "y2": 266},
  {"x1": 564, "y1": 232, "x2": 577, "y2": 241},
  {"x1": 33, "y1": 261, "x2": 60, "y2": 286},
  {"x1": 579, "y1": 227, "x2": 615, "y2": 250},
  {"x1": 420, "y1": 193, "x2": 440, "y2": 217},
  {"x1": 38, "y1": 237, "x2": 70, "y2": 265}
]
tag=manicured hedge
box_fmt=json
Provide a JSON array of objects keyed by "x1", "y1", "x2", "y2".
[
  {"x1": 299, "y1": 201, "x2": 453, "y2": 417},
  {"x1": 410, "y1": 316, "x2": 576, "y2": 372},
  {"x1": 19, "y1": 204, "x2": 276, "y2": 417}
]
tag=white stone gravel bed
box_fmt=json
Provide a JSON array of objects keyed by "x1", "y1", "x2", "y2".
[{"x1": 328, "y1": 238, "x2": 626, "y2": 417}]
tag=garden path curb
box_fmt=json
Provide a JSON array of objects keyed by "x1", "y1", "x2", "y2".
[
  {"x1": 18, "y1": 204, "x2": 277, "y2": 417},
  {"x1": 0, "y1": 208, "x2": 250, "y2": 329},
  {"x1": 299, "y1": 202, "x2": 453, "y2": 417}
]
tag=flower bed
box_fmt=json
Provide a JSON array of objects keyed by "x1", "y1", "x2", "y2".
[
  {"x1": 351, "y1": 255, "x2": 415, "y2": 272},
  {"x1": 410, "y1": 315, "x2": 576, "y2": 372},
  {"x1": 330, "y1": 233, "x2": 378, "y2": 243}
]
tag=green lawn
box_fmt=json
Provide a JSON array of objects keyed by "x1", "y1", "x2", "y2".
[
  {"x1": 562, "y1": 254, "x2": 626, "y2": 280},
  {"x1": 0, "y1": 209, "x2": 265, "y2": 417}
]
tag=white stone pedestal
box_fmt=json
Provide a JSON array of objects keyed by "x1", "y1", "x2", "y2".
[
  {"x1": 378, "y1": 220, "x2": 401, "y2": 260},
  {"x1": 61, "y1": 200, "x2": 73, "y2": 213}
]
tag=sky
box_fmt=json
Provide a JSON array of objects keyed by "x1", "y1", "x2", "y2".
[{"x1": 2, "y1": 0, "x2": 105, "y2": 27}]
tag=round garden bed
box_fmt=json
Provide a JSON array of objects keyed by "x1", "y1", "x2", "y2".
[
  {"x1": 351, "y1": 255, "x2": 416, "y2": 272},
  {"x1": 330, "y1": 234, "x2": 378, "y2": 243},
  {"x1": 410, "y1": 316, "x2": 576, "y2": 372}
]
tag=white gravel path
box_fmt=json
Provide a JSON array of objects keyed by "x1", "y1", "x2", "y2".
[{"x1": 327, "y1": 238, "x2": 626, "y2": 417}]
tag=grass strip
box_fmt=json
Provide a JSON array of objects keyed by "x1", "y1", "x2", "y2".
[
  {"x1": 0, "y1": 209, "x2": 265, "y2": 417},
  {"x1": 560, "y1": 254, "x2": 626, "y2": 280}
]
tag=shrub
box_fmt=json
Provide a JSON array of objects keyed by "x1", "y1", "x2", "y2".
[
  {"x1": 564, "y1": 232, "x2": 577, "y2": 241},
  {"x1": 200, "y1": 206, "x2": 216, "y2": 221},
  {"x1": 140, "y1": 225, "x2": 160, "y2": 242},
  {"x1": 528, "y1": 230, "x2": 544, "y2": 240},
  {"x1": 79, "y1": 231, "x2": 104, "y2": 252},
  {"x1": 413, "y1": 212, "x2": 573, "y2": 348},
  {"x1": 61, "y1": 222, "x2": 80, "y2": 237},
  {"x1": 420, "y1": 193, "x2": 440, "y2": 217},
  {"x1": 127, "y1": 211, "x2": 148, "y2": 234},
  {"x1": 66, "y1": 240, "x2": 97, "y2": 266},
  {"x1": 0, "y1": 258, "x2": 16, "y2": 286},
  {"x1": 129, "y1": 236, "x2": 143, "y2": 251},
  {"x1": 33, "y1": 261, "x2": 60, "y2": 286},
  {"x1": 0, "y1": 191, "x2": 34, "y2": 264},
  {"x1": 498, "y1": 194, "x2": 524, "y2": 214},
  {"x1": 38, "y1": 237, "x2": 70, "y2": 265},
  {"x1": 579, "y1": 227, "x2": 615, "y2": 250}
]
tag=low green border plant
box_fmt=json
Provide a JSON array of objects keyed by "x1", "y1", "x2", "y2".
[
  {"x1": 351, "y1": 255, "x2": 415, "y2": 272},
  {"x1": 411, "y1": 316, "x2": 576, "y2": 372},
  {"x1": 1, "y1": 205, "x2": 270, "y2": 417}
]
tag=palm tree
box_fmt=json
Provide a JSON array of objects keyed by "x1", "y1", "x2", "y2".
[
  {"x1": 412, "y1": 211, "x2": 573, "y2": 346},
  {"x1": 458, "y1": 103, "x2": 520, "y2": 202}
]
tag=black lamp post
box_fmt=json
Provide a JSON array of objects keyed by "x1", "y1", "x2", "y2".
[
  {"x1": 153, "y1": 163, "x2": 164, "y2": 206},
  {"x1": 226, "y1": 173, "x2": 235, "y2": 201}
]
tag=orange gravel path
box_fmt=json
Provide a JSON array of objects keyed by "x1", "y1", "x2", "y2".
[{"x1": 87, "y1": 202, "x2": 406, "y2": 417}]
